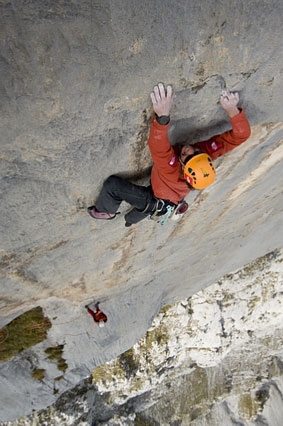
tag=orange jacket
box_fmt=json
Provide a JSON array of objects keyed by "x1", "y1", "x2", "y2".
[{"x1": 148, "y1": 109, "x2": 251, "y2": 204}]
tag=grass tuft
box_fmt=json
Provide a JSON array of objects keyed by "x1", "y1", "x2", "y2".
[
  {"x1": 0, "y1": 307, "x2": 52, "y2": 362},
  {"x1": 45, "y1": 345, "x2": 68, "y2": 373}
]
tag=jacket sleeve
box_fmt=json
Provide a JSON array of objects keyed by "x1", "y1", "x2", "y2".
[
  {"x1": 195, "y1": 109, "x2": 251, "y2": 160},
  {"x1": 147, "y1": 118, "x2": 178, "y2": 169}
]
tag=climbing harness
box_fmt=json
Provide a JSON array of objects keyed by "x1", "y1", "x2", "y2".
[{"x1": 150, "y1": 198, "x2": 171, "y2": 220}]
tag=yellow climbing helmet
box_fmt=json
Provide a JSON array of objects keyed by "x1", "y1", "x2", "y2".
[{"x1": 183, "y1": 153, "x2": 216, "y2": 189}]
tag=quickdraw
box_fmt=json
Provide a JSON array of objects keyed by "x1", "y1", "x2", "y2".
[
  {"x1": 159, "y1": 205, "x2": 175, "y2": 225},
  {"x1": 150, "y1": 199, "x2": 189, "y2": 225}
]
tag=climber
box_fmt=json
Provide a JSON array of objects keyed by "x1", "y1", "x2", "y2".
[
  {"x1": 87, "y1": 83, "x2": 251, "y2": 226},
  {"x1": 85, "y1": 302, "x2": 107, "y2": 328}
]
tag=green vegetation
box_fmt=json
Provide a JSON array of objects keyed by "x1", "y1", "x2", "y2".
[
  {"x1": 32, "y1": 368, "x2": 46, "y2": 381},
  {"x1": 144, "y1": 322, "x2": 169, "y2": 351},
  {"x1": 93, "y1": 362, "x2": 124, "y2": 385},
  {"x1": 134, "y1": 413, "x2": 159, "y2": 426},
  {"x1": 238, "y1": 393, "x2": 259, "y2": 419},
  {"x1": 0, "y1": 306, "x2": 52, "y2": 362},
  {"x1": 119, "y1": 348, "x2": 140, "y2": 379},
  {"x1": 45, "y1": 345, "x2": 68, "y2": 373},
  {"x1": 159, "y1": 304, "x2": 171, "y2": 314}
]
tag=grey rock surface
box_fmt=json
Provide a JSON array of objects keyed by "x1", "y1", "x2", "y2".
[
  {"x1": 5, "y1": 250, "x2": 283, "y2": 425},
  {"x1": 1, "y1": 0, "x2": 283, "y2": 422}
]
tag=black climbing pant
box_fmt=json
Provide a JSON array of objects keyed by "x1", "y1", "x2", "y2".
[{"x1": 95, "y1": 175, "x2": 156, "y2": 225}]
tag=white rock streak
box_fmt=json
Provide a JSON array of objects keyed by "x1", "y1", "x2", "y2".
[{"x1": 92, "y1": 250, "x2": 283, "y2": 423}]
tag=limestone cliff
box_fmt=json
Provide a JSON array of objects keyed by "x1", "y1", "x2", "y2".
[
  {"x1": 1, "y1": 0, "x2": 283, "y2": 423},
  {"x1": 4, "y1": 250, "x2": 283, "y2": 425}
]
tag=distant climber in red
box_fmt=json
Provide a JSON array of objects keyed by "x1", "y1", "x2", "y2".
[{"x1": 85, "y1": 302, "x2": 107, "y2": 328}]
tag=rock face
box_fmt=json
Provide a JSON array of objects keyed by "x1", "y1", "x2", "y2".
[
  {"x1": 1, "y1": 0, "x2": 283, "y2": 422},
  {"x1": 6, "y1": 250, "x2": 283, "y2": 425}
]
